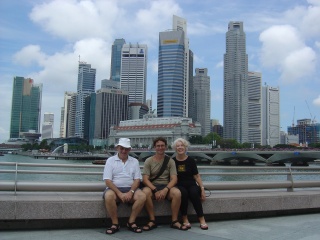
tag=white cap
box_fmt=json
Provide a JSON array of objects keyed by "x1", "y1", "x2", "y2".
[{"x1": 115, "y1": 138, "x2": 132, "y2": 148}]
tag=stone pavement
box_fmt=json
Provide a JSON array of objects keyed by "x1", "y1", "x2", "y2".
[{"x1": 1, "y1": 213, "x2": 320, "y2": 240}]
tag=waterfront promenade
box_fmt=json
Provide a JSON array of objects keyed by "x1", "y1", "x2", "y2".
[{"x1": 1, "y1": 213, "x2": 320, "y2": 240}]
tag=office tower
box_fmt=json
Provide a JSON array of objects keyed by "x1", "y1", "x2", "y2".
[
  {"x1": 10, "y1": 77, "x2": 42, "y2": 138},
  {"x1": 120, "y1": 43, "x2": 147, "y2": 104},
  {"x1": 223, "y1": 21, "x2": 248, "y2": 143},
  {"x1": 101, "y1": 79, "x2": 120, "y2": 89},
  {"x1": 248, "y1": 72, "x2": 262, "y2": 145},
  {"x1": 87, "y1": 88, "x2": 129, "y2": 145},
  {"x1": 59, "y1": 91, "x2": 76, "y2": 138},
  {"x1": 193, "y1": 68, "x2": 211, "y2": 136},
  {"x1": 146, "y1": 98, "x2": 152, "y2": 113},
  {"x1": 110, "y1": 38, "x2": 126, "y2": 82},
  {"x1": 262, "y1": 85, "x2": 280, "y2": 146},
  {"x1": 157, "y1": 15, "x2": 193, "y2": 118},
  {"x1": 75, "y1": 62, "x2": 96, "y2": 138},
  {"x1": 68, "y1": 93, "x2": 77, "y2": 137},
  {"x1": 42, "y1": 112, "x2": 54, "y2": 139}
]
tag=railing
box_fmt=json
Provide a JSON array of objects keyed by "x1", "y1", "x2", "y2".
[{"x1": 1, "y1": 162, "x2": 320, "y2": 194}]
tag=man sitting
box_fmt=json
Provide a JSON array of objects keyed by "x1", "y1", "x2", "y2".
[{"x1": 103, "y1": 138, "x2": 146, "y2": 234}]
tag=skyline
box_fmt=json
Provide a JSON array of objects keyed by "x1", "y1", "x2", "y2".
[{"x1": 1, "y1": 0, "x2": 320, "y2": 143}]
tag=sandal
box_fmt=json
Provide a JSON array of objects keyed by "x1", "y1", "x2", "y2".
[
  {"x1": 200, "y1": 223, "x2": 208, "y2": 230},
  {"x1": 127, "y1": 222, "x2": 142, "y2": 233},
  {"x1": 106, "y1": 224, "x2": 120, "y2": 234},
  {"x1": 142, "y1": 220, "x2": 157, "y2": 231},
  {"x1": 183, "y1": 222, "x2": 191, "y2": 229},
  {"x1": 170, "y1": 220, "x2": 188, "y2": 231}
]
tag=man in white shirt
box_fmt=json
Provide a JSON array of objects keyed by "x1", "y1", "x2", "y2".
[{"x1": 103, "y1": 138, "x2": 146, "y2": 234}]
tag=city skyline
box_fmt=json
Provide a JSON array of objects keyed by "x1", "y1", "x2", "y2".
[{"x1": 1, "y1": 0, "x2": 320, "y2": 143}]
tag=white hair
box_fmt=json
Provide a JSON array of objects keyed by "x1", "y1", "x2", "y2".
[{"x1": 172, "y1": 138, "x2": 190, "y2": 150}]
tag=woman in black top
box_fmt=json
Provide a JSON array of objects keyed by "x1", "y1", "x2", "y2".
[{"x1": 172, "y1": 138, "x2": 208, "y2": 230}]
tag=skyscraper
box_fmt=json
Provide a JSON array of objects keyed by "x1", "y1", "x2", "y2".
[
  {"x1": 42, "y1": 112, "x2": 54, "y2": 139},
  {"x1": 110, "y1": 38, "x2": 126, "y2": 82},
  {"x1": 248, "y1": 72, "x2": 262, "y2": 145},
  {"x1": 262, "y1": 85, "x2": 280, "y2": 146},
  {"x1": 120, "y1": 43, "x2": 147, "y2": 104},
  {"x1": 75, "y1": 62, "x2": 96, "y2": 138},
  {"x1": 193, "y1": 68, "x2": 211, "y2": 136},
  {"x1": 59, "y1": 91, "x2": 76, "y2": 138},
  {"x1": 10, "y1": 77, "x2": 42, "y2": 138},
  {"x1": 223, "y1": 21, "x2": 248, "y2": 143},
  {"x1": 157, "y1": 15, "x2": 193, "y2": 118}
]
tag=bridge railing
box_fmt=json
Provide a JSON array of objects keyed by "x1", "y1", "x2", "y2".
[{"x1": 1, "y1": 162, "x2": 320, "y2": 193}]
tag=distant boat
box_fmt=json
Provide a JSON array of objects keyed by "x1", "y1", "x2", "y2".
[{"x1": 92, "y1": 159, "x2": 106, "y2": 165}]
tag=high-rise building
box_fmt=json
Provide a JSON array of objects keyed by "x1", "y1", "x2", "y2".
[
  {"x1": 248, "y1": 72, "x2": 262, "y2": 145},
  {"x1": 110, "y1": 38, "x2": 126, "y2": 82},
  {"x1": 101, "y1": 79, "x2": 120, "y2": 89},
  {"x1": 157, "y1": 15, "x2": 193, "y2": 118},
  {"x1": 59, "y1": 91, "x2": 76, "y2": 138},
  {"x1": 75, "y1": 62, "x2": 96, "y2": 138},
  {"x1": 10, "y1": 77, "x2": 42, "y2": 138},
  {"x1": 42, "y1": 112, "x2": 54, "y2": 139},
  {"x1": 86, "y1": 88, "x2": 129, "y2": 146},
  {"x1": 223, "y1": 21, "x2": 248, "y2": 143},
  {"x1": 262, "y1": 85, "x2": 280, "y2": 146},
  {"x1": 193, "y1": 68, "x2": 211, "y2": 136},
  {"x1": 120, "y1": 43, "x2": 147, "y2": 105},
  {"x1": 287, "y1": 119, "x2": 320, "y2": 145}
]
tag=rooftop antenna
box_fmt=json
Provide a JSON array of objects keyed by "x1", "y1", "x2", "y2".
[{"x1": 292, "y1": 106, "x2": 295, "y2": 127}]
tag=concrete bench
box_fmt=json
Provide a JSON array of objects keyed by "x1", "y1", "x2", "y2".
[{"x1": 1, "y1": 189, "x2": 320, "y2": 230}]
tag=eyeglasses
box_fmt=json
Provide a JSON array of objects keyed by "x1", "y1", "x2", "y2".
[{"x1": 155, "y1": 144, "x2": 166, "y2": 148}]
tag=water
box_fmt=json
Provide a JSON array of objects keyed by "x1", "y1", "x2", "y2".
[{"x1": 1, "y1": 153, "x2": 320, "y2": 182}]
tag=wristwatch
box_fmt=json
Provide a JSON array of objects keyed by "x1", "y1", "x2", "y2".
[{"x1": 130, "y1": 189, "x2": 135, "y2": 194}]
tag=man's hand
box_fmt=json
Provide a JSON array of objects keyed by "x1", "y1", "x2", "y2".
[
  {"x1": 118, "y1": 192, "x2": 133, "y2": 203},
  {"x1": 154, "y1": 189, "x2": 167, "y2": 201}
]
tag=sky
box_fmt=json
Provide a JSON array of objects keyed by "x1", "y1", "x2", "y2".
[{"x1": 1, "y1": 0, "x2": 320, "y2": 144}]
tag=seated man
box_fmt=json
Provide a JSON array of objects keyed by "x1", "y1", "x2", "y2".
[
  {"x1": 103, "y1": 138, "x2": 146, "y2": 234},
  {"x1": 142, "y1": 137, "x2": 188, "y2": 231}
]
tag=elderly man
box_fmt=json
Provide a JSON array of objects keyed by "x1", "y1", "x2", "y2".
[{"x1": 103, "y1": 138, "x2": 146, "y2": 234}]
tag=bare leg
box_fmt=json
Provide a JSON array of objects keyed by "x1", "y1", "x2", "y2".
[
  {"x1": 128, "y1": 190, "x2": 146, "y2": 223},
  {"x1": 104, "y1": 190, "x2": 118, "y2": 225},
  {"x1": 167, "y1": 187, "x2": 187, "y2": 230},
  {"x1": 142, "y1": 187, "x2": 157, "y2": 230}
]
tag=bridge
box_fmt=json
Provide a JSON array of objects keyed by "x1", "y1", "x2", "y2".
[{"x1": 109, "y1": 149, "x2": 320, "y2": 165}]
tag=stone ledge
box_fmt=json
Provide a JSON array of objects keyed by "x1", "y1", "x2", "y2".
[{"x1": 1, "y1": 190, "x2": 320, "y2": 230}]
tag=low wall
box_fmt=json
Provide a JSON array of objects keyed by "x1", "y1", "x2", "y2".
[{"x1": 1, "y1": 189, "x2": 320, "y2": 230}]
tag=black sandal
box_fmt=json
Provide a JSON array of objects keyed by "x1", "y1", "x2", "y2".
[
  {"x1": 142, "y1": 220, "x2": 157, "y2": 231},
  {"x1": 170, "y1": 220, "x2": 188, "y2": 231},
  {"x1": 106, "y1": 224, "x2": 120, "y2": 234},
  {"x1": 127, "y1": 222, "x2": 142, "y2": 233}
]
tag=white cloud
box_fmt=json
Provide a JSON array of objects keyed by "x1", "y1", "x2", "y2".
[
  {"x1": 313, "y1": 95, "x2": 320, "y2": 106},
  {"x1": 215, "y1": 61, "x2": 223, "y2": 68},
  {"x1": 13, "y1": 45, "x2": 46, "y2": 66},
  {"x1": 259, "y1": 25, "x2": 317, "y2": 84}
]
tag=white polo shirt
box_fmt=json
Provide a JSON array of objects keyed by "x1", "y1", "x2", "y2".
[{"x1": 103, "y1": 154, "x2": 142, "y2": 189}]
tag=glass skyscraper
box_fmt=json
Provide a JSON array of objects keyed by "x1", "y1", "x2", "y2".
[
  {"x1": 110, "y1": 38, "x2": 126, "y2": 82},
  {"x1": 223, "y1": 21, "x2": 248, "y2": 143},
  {"x1": 157, "y1": 15, "x2": 192, "y2": 118},
  {"x1": 10, "y1": 77, "x2": 42, "y2": 138},
  {"x1": 75, "y1": 62, "x2": 96, "y2": 138}
]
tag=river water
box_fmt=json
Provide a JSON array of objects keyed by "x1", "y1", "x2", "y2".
[{"x1": 1, "y1": 153, "x2": 320, "y2": 182}]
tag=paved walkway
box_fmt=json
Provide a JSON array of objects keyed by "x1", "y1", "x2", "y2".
[{"x1": 1, "y1": 213, "x2": 320, "y2": 240}]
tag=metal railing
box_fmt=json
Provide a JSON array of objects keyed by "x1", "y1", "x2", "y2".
[{"x1": 1, "y1": 162, "x2": 320, "y2": 194}]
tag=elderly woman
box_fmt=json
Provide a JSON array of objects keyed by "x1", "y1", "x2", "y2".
[{"x1": 172, "y1": 138, "x2": 208, "y2": 230}]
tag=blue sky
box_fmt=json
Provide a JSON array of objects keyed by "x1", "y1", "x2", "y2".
[{"x1": 1, "y1": 0, "x2": 320, "y2": 143}]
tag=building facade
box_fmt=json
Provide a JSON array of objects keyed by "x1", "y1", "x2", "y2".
[
  {"x1": 193, "y1": 68, "x2": 211, "y2": 136},
  {"x1": 110, "y1": 38, "x2": 126, "y2": 82},
  {"x1": 86, "y1": 88, "x2": 129, "y2": 146},
  {"x1": 59, "y1": 91, "x2": 76, "y2": 138},
  {"x1": 288, "y1": 119, "x2": 320, "y2": 145},
  {"x1": 120, "y1": 43, "x2": 147, "y2": 104},
  {"x1": 10, "y1": 77, "x2": 42, "y2": 138},
  {"x1": 108, "y1": 116, "x2": 201, "y2": 148},
  {"x1": 75, "y1": 62, "x2": 96, "y2": 138},
  {"x1": 42, "y1": 112, "x2": 54, "y2": 139},
  {"x1": 261, "y1": 85, "x2": 280, "y2": 146},
  {"x1": 157, "y1": 15, "x2": 193, "y2": 118},
  {"x1": 248, "y1": 71, "x2": 262, "y2": 145},
  {"x1": 223, "y1": 21, "x2": 248, "y2": 143}
]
